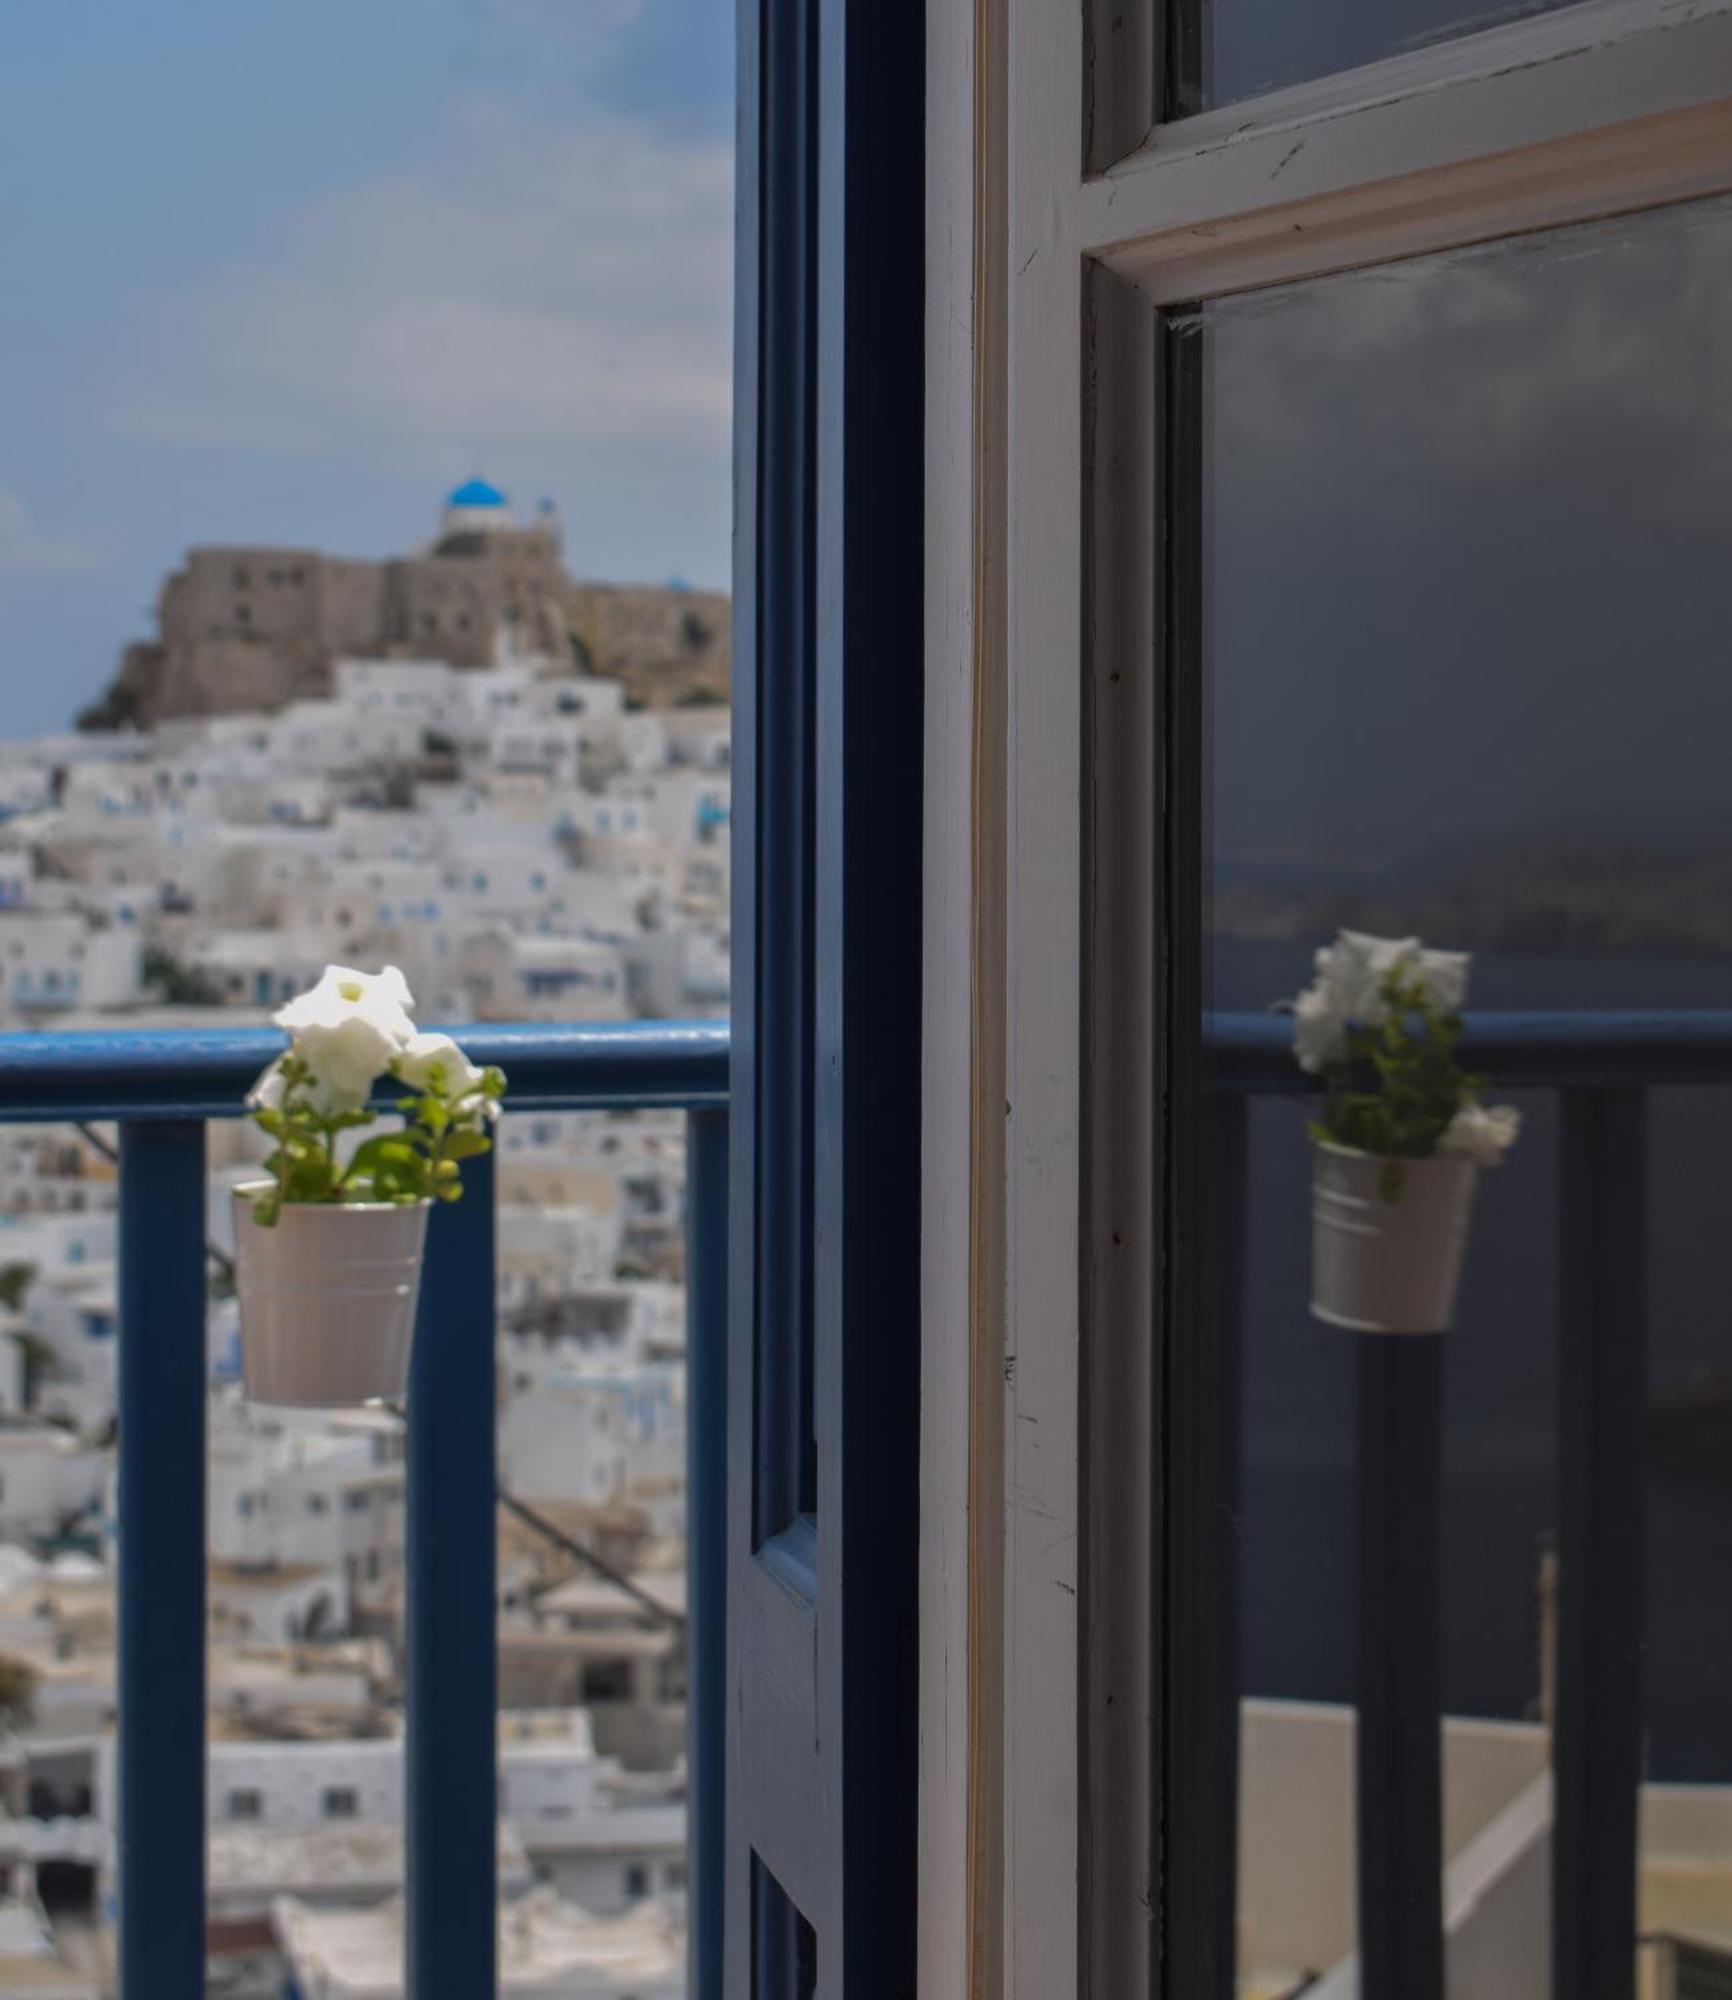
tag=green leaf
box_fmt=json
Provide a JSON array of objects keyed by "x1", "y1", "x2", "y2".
[
  {"x1": 347, "y1": 1135, "x2": 423, "y2": 1177},
  {"x1": 345, "y1": 1135, "x2": 431, "y2": 1204},
  {"x1": 1310, "y1": 959, "x2": 1471, "y2": 1167}
]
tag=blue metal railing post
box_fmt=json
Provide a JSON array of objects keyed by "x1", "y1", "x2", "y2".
[
  {"x1": 118, "y1": 1121, "x2": 208, "y2": 1998},
  {"x1": 686, "y1": 1107, "x2": 728, "y2": 1998},
  {"x1": 407, "y1": 1150, "x2": 498, "y2": 2000},
  {"x1": 1554, "y1": 1088, "x2": 1646, "y2": 2000},
  {"x1": 1194, "y1": 1091, "x2": 1247, "y2": 1997},
  {"x1": 1356, "y1": 1335, "x2": 1445, "y2": 2000}
]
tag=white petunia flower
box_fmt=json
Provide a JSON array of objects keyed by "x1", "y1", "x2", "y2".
[
  {"x1": 1440, "y1": 1101, "x2": 1522, "y2": 1164},
  {"x1": 1410, "y1": 944, "x2": 1470, "y2": 1015},
  {"x1": 1293, "y1": 985, "x2": 1350, "y2": 1074},
  {"x1": 245, "y1": 1059, "x2": 288, "y2": 1114},
  {"x1": 273, "y1": 964, "x2": 417, "y2": 1108},
  {"x1": 1328, "y1": 930, "x2": 1470, "y2": 1017},
  {"x1": 393, "y1": 1032, "x2": 498, "y2": 1116},
  {"x1": 275, "y1": 964, "x2": 416, "y2": 1038},
  {"x1": 1291, "y1": 930, "x2": 1474, "y2": 1073},
  {"x1": 1317, "y1": 930, "x2": 1418, "y2": 1022},
  {"x1": 245, "y1": 1054, "x2": 373, "y2": 1118}
]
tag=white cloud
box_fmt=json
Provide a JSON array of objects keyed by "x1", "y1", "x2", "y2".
[
  {"x1": 1201, "y1": 198, "x2": 1732, "y2": 517},
  {"x1": 0, "y1": 494, "x2": 96, "y2": 576},
  {"x1": 118, "y1": 99, "x2": 733, "y2": 473}
]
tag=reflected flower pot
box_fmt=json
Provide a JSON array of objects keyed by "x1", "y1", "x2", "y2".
[
  {"x1": 232, "y1": 1184, "x2": 430, "y2": 1406},
  {"x1": 1310, "y1": 1142, "x2": 1479, "y2": 1336}
]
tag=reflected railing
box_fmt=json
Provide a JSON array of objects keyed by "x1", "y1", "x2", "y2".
[
  {"x1": 1206, "y1": 1008, "x2": 1716, "y2": 2000},
  {"x1": 0, "y1": 1019, "x2": 728, "y2": 2000}
]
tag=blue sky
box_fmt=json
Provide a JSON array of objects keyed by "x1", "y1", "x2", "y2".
[{"x1": 0, "y1": 0, "x2": 734, "y2": 734}]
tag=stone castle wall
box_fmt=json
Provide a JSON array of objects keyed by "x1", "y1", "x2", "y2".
[
  {"x1": 565, "y1": 583, "x2": 731, "y2": 707},
  {"x1": 80, "y1": 529, "x2": 730, "y2": 729}
]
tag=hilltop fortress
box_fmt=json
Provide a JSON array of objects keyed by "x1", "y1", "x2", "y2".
[{"x1": 79, "y1": 480, "x2": 730, "y2": 730}]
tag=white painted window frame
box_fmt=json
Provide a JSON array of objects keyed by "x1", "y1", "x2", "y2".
[{"x1": 922, "y1": 3, "x2": 1732, "y2": 1996}]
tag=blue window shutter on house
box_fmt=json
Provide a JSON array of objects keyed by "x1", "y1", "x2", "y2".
[{"x1": 726, "y1": 0, "x2": 924, "y2": 1992}]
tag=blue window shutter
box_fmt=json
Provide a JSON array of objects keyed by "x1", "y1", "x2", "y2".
[{"x1": 727, "y1": 0, "x2": 924, "y2": 1993}]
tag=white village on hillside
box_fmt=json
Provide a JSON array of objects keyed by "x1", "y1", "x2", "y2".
[{"x1": 0, "y1": 482, "x2": 724, "y2": 1996}]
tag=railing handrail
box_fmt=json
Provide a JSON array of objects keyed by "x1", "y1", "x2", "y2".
[
  {"x1": 1206, "y1": 1006, "x2": 1732, "y2": 1092},
  {"x1": 0, "y1": 1018, "x2": 730, "y2": 1122},
  {"x1": 10, "y1": 1005, "x2": 1725, "y2": 1120}
]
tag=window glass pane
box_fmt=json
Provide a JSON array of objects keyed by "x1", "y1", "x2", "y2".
[
  {"x1": 1193, "y1": 196, "x2": 1732, "y2": 1993},
  {"x1": 1176, "y1": 0, "x2": 1580, "y2": 113}
]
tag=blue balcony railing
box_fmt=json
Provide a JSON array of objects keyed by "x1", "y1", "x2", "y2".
[
  {"x1": 1206, "y1": 1008, "x2": 1728, "y2": 2000},
  {"x1": 0, "y1": 1006, "x2": 1707, "y2": 1998},
  {"x1": 0, "y1": 1019, "x2": 727, "y2": 2000}
]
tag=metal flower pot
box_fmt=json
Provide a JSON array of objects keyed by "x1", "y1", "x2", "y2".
[
  {"x1": 232, "y1": 1185, "x2": 430, "y2": 1406},
  {"x1": 1310, "y1": 1142, "x2": 1480, "y2": 1335}
]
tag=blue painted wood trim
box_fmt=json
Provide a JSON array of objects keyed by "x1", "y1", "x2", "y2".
[
  {"x1": 749, "y1": 0, "x2": 819, "y2": 1551},
  {"x1": 728, "y1": 0, "x2": 924, "y2": 1984},
  {"x1": 727, "y1": 0, "x2": 828, "y2": 1977},
  {"x1": 118, "y1": 1122, "x2": 208, "y2": 1999},
  {"x1": 406, "y1": 1152, "x2": 499, "y2": 2000},
  {"x1": 1207, "y1": 1009, "x2": 1732, "y2": 1091},
  {"x1": 1553, "y1": 1089, "x2": 1646, "y2": 2000},
  {"x1": 686, "y1": 1108, "x2": 728, "y2": 2000},
  {"x1": 0, "y1": 1019, "x2": 728, "y2": 1122},
  {"x1": 753, "y1": 1857, "x2": 817, "y2": 1997},
  {"x1": 817, "y1": 0, "x2": 925, "y2": 1980}
]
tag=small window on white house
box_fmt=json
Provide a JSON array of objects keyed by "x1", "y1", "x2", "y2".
[
  {"x1": 322, "y1": 1788, "x2": 359, "y2": 1820},
  {"x1": 227, "y1": 1790, "x2": 262, "y2": 1821}
]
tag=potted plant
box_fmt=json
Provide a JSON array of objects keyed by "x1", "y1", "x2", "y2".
[
  {"x1": 1290, "y1": 932, "x2": 1520, "y2": 1334},
  {"x1": 233, "y1": 965, "x2": 506, "y2": 1406}
]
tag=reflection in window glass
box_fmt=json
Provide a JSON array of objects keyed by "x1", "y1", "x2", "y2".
[
  {"x1": 1194, "y1": 197, "x2": 1732, "y2": 1992},
  {"x1": 1174, "y1": 0, "x2": 1578, "y2": 114}
]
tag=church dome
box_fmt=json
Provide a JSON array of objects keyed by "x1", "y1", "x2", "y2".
[
  {"x1": 441, "y1": 477, "x2": 513, "y2": 541},
  {"x1": 448, "y1": 478, "x2": 507, "y2": 510}
]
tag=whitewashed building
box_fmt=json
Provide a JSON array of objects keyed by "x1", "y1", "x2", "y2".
[{"x1": 273, "y1": 1888, "x2": 683, "y2": 2000}]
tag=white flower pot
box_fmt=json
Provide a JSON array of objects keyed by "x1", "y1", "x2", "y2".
[
  {"x1": 1310, "y1": 1143, "x2": 1480, "y2": 1335},
  {"x1": 232, "y1": 1186, "x2": 430, "y2": 1406}
]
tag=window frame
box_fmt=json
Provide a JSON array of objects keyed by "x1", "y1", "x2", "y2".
[{"x1": 921, "y1": 1, "x2": 1732, "y2": 1994}]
